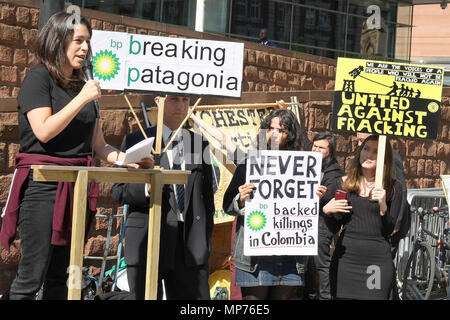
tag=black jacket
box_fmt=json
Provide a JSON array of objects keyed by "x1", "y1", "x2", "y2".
[
  {"x1": 391, "y1": 149, "x2": 409, "y2": 242},
  {"x1": 111, "y1": 126, "x2": 215, "y2": 268},
  {"x1": 320, "y1": 159, "x2": 345, "y2": 207}
]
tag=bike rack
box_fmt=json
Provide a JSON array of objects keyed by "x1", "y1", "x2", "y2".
[{"x1": 396, "y1": 187, "x2": 449, "y2": 299}]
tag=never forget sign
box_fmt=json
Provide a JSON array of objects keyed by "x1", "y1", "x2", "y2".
[
  {"x1": 90, "y1": 30, "x2": 244, "y2": 98},
  {"x1": 243, "y1": 150, "x2": 322, "y2": 256}
]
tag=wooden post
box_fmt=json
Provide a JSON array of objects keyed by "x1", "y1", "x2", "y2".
[
  {"x1": 154, "y1": 97, "x2": 165, "y2": 168},
  {"x1": 31, "y1": 165, "x2": 189, "y2": 300},
  {"x1": 374, "y1": 135, "x2": 387, "y2": 189},
  {"x1": 67, "y1": 170, "x2": 88, "y2": 300},
  {"x1": 123, "y1": 94, "x2": 148, "y2": 139},
  {"x1": 163, "y1": 98, "x2": 202, "y2": 154},
  {"x1": 145, "y1": 171, "x2": 163, "y2": 300},
  {"x1": 290, "y1": 96, "x2": 301, "y2": 125}
]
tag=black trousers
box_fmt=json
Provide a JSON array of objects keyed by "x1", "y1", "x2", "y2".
[
  {"x1": 389, "y1": 241, "x2": 399, "y2": 300},
  {"x1": 312, "y1": 215, "x2": 335, "y2": 300},
  {"x1": 7, "y1": 173, "x2": 70, "y2": 300},
  {"x1": 124, "y1": 211, "x2": 210, "y2": 300}
]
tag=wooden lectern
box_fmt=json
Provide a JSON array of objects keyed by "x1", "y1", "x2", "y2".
[{"x1": 31, "y1": 165, "x2": 190, "y2": 300}]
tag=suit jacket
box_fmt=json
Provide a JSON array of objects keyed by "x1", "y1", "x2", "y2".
[{"x1": 111, "y1": 126, "x2": 215, "y2": 268}]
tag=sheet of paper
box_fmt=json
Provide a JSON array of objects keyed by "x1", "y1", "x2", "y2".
[{"x1": 114, "y1": 137, "x2": 154, "y2": 166}]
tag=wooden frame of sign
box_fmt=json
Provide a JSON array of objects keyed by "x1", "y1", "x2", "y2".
[{"x1": 31, "y1": 165, "x2": 190, "y2": 300}]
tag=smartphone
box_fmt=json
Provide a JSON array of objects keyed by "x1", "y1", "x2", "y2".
[{"x1": 335, "y1": 189, "x2": 348, "y2": 200}]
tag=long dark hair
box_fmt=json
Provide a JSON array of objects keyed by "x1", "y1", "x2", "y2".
[
  {"x1": 342, "y1": 134, "x2": 396, "y2": 201},
  {"x1": 34, "y1": 11, "x2": 92, "y2": 88},
  {"x1": 313, "y1": 131, "x2": 336, "y2": 169},
  {"x1": 259, "y1": 109, "x2": 303, "y2": 151}
]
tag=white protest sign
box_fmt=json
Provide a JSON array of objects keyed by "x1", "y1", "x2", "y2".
[
  {"x1": 90, "y1": 30, "x2": 244, "y2": 98},
  {"x1": 244, "y1": 150, "x2": 322, "y2": 256}
]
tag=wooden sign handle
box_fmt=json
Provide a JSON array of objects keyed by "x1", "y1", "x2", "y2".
[
  {"x1": 153, "y1": 97, "x2": 166, "y2": 169},
  {"x1": 162, "y1": 98, "x2": 202, "y2": 154},
  {"x1": 123, "y1": 94, "x2": 148, "y2": 140},
  {"x1": 375, "y1": 135, "x2": 386, "y2": 189}
]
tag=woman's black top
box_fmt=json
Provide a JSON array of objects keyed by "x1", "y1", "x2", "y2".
[{"x1": 17, "y1": 65, "x2": 96, "y2": 157}]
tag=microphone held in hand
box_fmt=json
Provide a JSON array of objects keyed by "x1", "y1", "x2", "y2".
[{"x1": 82, "y1": 59, "x2": 100, "y2": 119}]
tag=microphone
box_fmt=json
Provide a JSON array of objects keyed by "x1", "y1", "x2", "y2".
[{"x1": 82, "y1": 59, "x2": 100, "y2": 119}]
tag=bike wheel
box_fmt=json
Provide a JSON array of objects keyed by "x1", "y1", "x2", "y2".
[
  {"x1": 402, "y1": 242, "x2": 435, "y2": 300},
  {"x1": 428, "y1": 265, "x2": 449, "y2": 300}
]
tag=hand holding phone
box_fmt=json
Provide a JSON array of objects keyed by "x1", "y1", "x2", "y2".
[
  {"x1": 335, "y1": 189, "x2": 348, "y2": 200},
  {"x1": 323, "y1": 189, "x2": 352, "y2": 215}
]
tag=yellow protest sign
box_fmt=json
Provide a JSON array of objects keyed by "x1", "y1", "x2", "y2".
[{"x1": 331, "y1": 57, "x2": 444, "y2": 140}]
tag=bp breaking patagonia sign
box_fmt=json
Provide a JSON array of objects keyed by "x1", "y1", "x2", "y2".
[
  {"x1": 331, "y1": 57, "x2": 444, "y2": 139},
  {"x1": 244, "y1": 150, "x2": 322, "y2": 256},
  {"x1": 90, "y1": 30, "x2": 244, "y2": 98}
]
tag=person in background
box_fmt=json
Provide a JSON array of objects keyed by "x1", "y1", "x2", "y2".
[
  {"x1": 310, "y1": 131, "x2": 344, "y2": 300},
  {"x1": 111, "y1": 94, "x2": 215, "y2": 300},
  {"x1": 0, "y1": 12, "x2": 153, "y2": 300},
  {"x1": 223, "y1": 109, "x2": 309, "y2": 300},
  {"x1": 259, "y1": 28, "x2": 279, "y2": 47},
  {"x1": 324, "y1": 134, "x2": 402, "y2": 299}
]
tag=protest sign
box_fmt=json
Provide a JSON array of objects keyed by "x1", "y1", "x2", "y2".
[
  {"x1": 143, "y1": 102, "x2": 278, "y2": 224},
  {"x1": 90, "y1": 30, "x2": 244, "y2": 98},
  {"x1": 193, "y1": 105, "x2": 275, "y2": 223},
  {"x1": 243, "y1": 150, "x2": 322, "y2": 256},
  {"x1": 331, "y1": 57, "x2": 444, "y2": 140}
]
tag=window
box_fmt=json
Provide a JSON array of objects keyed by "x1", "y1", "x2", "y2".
[
  {"x1": 73, "y1": 0, "x2": 412, "y2": 62},
  {"x1": 249, "y1": 0, "x2": 262, "y2": 21}
]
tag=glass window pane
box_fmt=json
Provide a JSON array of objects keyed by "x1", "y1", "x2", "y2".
[
  {"x1": 230, "y1": 0, "x2": 291, "y2": 49},
  {"x1": 204, "y1": 0, "x2": 229, "y2": 33},
  {"x1": 162, "y1": 0, "x2": 189, "y2": 26},
  {"x1": 348, "y1": 0, "x2": 399, "y2": 24},
  {"x1": 346, "y1": 2, "x2": 408, "y2": 61},
  {"x1": 291, "y1": 5, "x2": 346, "y2": 59},
  {"x1": 78, "y1": 0, "x2": 163, "y2": 22},
  {"x1": 395, "y1": 4, "x2": 413, "y2": 61},
  {"x1": 69, "y1": 0, "x2": 412, "y2": 62}
]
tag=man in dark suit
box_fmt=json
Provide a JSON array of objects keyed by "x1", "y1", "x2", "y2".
[{"x1": 111, "y1": 95, "x2": 215, "y2": 300}]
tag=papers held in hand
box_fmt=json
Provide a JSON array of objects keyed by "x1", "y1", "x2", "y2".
[{"x1": 114, "y1": 137, "x2": 155, "y2": 166}]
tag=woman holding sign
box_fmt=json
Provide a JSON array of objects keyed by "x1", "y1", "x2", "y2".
[
  {"x1": 323, "y1": 134, "x2": 402, "y2": 300},
  {"x1": 223, "y1": 109, "x2": 307, "y2": 300},
  {"x1": 0, "y1": 12, "x2": 152, "y2": 300}
]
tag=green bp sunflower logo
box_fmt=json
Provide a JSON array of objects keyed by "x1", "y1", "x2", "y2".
[
  {"x1": 92, "y1": 50, "x2": 120, "y2": 81},
  {"x1": 247, "y1": 211, "x2": 267, "y2": 232}
]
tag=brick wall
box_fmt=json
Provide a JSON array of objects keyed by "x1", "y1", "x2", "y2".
[{"x1": 1, "y1": 88, "x2": 449, "y2": 293}]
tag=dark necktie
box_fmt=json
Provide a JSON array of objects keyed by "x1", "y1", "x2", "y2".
[{"x1": 171, "y1": 137, "x2": 185, "y2": 212}]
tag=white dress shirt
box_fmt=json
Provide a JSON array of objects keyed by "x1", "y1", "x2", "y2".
[{"x1": 145, "y1": 125, "x2": 186, "y2": 221}]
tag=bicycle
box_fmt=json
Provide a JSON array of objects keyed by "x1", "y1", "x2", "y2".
[{"x1": 401, "y1": 205, "x2": 449, "y2": 300}]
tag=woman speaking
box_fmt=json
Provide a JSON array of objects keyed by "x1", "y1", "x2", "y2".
[{"x1": 0, "y1": 11, "x2": 153, "y2": 300}]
